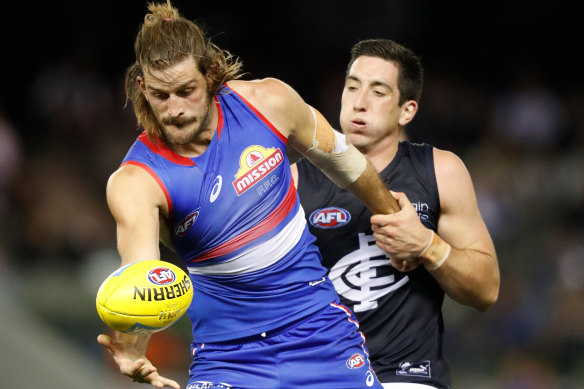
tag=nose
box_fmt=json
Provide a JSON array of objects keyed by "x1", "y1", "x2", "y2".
[
  {"x1": 167, "y1": 94, "x2": 184, "y2": 117},
  {"x1": 353, "y1": 90, "x2": 368, "y2": 111}
]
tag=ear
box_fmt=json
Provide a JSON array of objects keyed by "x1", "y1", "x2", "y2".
[
  {"x1": 398, "y1": 100, "x2": 418, "y2": 126},
  {"x1": 137, "y1": 76, "x2": 148, "y2": 99}
]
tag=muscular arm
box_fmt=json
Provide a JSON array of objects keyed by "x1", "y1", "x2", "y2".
[
  {"x1": 107, "y1": 164, "x2": 165, "y2": 265},
  {"x1": 98, "y1": 165, "x2": 179, "y2": 388},
  {"x1": 230, "y1": 78, "x2": 398, "y2": 214},
  {"x1": 429, "y1": 149, "x2": 499, "y2": 310},
  {"x1": 370, "y1": 148, "x2": 499, "y2": 311}
]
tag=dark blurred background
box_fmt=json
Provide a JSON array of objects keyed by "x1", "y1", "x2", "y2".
[{"x1": 0, "y1": 1, "x2": 582, "y2": 388}]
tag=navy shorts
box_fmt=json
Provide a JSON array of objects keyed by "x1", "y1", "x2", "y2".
[{"x1": 187, "y1": 302, "x2": 382, "y2": 389}]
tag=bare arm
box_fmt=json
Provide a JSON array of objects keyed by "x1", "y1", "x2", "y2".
[
  {"x1": 97, "y1": 165, "x2": 180, "y2": 389},
  {"x1": 371, "y1": 149, "x2": 499, "y2": 310},
  {"x1": 429, "y1": 149, "x2": 499, "y2": 310}
]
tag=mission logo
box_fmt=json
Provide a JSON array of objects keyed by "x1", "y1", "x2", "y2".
[
  {"x1": 309, "y1": 207, "x2": 351, "y2": 229},
  {"x1": 232, "y1": 145, "x2": 283, "y2": 195}
]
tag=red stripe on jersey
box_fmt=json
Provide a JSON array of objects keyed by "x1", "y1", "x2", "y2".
[
  {"x1": 215, "y1": 96, "x2": 224, "y2": 139},
  {"x1": 226, "y1": 84, "x2": 288, "y2": 144},
  {"x1": 188, "y1": 180, "x2": 297, "y2": 262},
  {"x1": 120, "y1": 160, "x2": 174, "y2": 218},
  {"x1": 138, "y1": 132, "x2": 197, "y2": 166}
]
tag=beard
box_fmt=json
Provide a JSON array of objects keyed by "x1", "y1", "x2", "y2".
[{"x1": 160, "y1": 94, "x2": 213, "y2": 145}]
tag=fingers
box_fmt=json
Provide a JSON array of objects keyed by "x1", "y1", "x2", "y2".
[
  {"x1": 97, "y1": 334, "x2": 116, "y2": 355},
  {"x1": 98, "y1": 334, "x2": 179, "y2": 388},
  {"x1": 97, "y1": 334, "x2": 111, "y2": 346},
  {"x1": 153, "y1": 376, "x2": 181, "y2": 389},
  {"x1": 390, "y1": 190, "x2": 410, "y2": 206},
  {"x1": 389, "y1": 258, "x2": 421, "y2": 273},
  {"x1": 370, "y1": 213, "x2": 392, "y2": 227},
  {"x1": 128, "y1": 358, "x2": 157, "y2": 379}
]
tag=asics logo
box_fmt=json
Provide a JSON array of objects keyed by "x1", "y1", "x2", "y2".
[{"x1": 210, "y1": 175, "x2": 222, "y2": 203}]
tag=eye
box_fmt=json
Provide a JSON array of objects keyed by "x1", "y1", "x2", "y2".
[
  {"x1": 177, "y1": 88, "x2": 194, "y2": 97},
  {"x1": 153, "y1": 92, "x2": 169, "y2": 100},
  {"x1": 346, "y1": 85, "x2": 358, "y2": 92},
  {"x1": 373, "y1": 90, "x2": 386, "y2": 97}
]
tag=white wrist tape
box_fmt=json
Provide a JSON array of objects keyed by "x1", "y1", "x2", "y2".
[
  {"x1": 429, "y1": 245, "x2": 451, "y2": 271},
  {"x1": 418, "y1": 230, "x2": 451, "y2": 271}
]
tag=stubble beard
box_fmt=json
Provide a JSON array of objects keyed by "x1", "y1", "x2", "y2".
[{"x1": 160, "y1": 94, "x2": 213, "y2": 146}]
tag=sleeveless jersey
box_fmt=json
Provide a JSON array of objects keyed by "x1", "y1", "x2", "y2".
[
  {"x1": 297, "y1": 142, "x2": 451, "y2": 388},
  {"x1": 121, "y1": 86, "x2": 338, "y2": 343}
]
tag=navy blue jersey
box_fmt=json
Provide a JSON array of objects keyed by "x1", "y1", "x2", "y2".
[
  {"x1": 297, "y1": 142, "x2": 451, "y2": 388},
  {"x1": 121, "y1": 85, "x2": 338, "y2": 343}
]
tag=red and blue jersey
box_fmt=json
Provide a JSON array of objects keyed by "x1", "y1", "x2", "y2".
[{"x1": 121, "y1": 85, "x2": 338, "y2": 342}]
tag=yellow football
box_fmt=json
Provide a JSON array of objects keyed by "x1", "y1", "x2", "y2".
[{"x1": 96, "y1": 260, "x2": 193, "y2": 334}]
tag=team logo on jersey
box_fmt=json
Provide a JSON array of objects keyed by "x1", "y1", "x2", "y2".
[
  {"x1": 329, "y1": 233, "x2": 409, "y2": 312},
  {"x1": 147, "y1": 267, "x2": 176, "y2": 285},
  {"x1": 346, "y1": 353, "x2": 365, "y2": 369},
  {"x1": 309, "y1": 207, "x2": 351, "y2": 228},
  {"x1": 175, "y1": 208, "x2": 200, "y2": 236},
  {"x1": 396, "y1": 361, "x2": 431, "y2": 377},
  {"x1": 232, "y1": 145, "x2": 283, "y2": 195}
]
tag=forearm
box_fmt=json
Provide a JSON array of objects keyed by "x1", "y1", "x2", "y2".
[
  {"x1": 346, "y1": 162, "x2": 399, "y2": 214},
  {"x1": 423, "y1": 244, "x2": 499, "y2": 311}
]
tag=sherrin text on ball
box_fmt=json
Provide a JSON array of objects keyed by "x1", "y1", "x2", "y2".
[{"x1": 96, "y1": 260, "x2": 193, "y2": 334}]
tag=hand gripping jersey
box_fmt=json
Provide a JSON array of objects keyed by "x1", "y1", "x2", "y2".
[
  {"x1": 297, "y1": 142, "x2": 451, "y2": 388},
  {"x1": 121, "y1": 86, "x2": 338, "y2": 343}
]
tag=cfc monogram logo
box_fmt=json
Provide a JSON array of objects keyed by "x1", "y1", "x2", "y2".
[{"x1": 329, "y1": 233, "x2": 409, "y2": 312}]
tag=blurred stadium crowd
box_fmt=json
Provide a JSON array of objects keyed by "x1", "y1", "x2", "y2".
[{"x1": 0, "y1": 1, "x2": 581, "y2": 388}]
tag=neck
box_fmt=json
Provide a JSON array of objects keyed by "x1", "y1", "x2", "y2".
[{"x1": 359, "y1": 133, "x2": 401, "y2": 173}]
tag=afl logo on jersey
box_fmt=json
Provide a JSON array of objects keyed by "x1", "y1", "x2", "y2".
[
  {"x1": 175, "y1": 208, "x2": 200, "y2": 237},
  {"x1": 309, "y1": 207, "x2": 351, "y2": 229},
  {"x1": 346, "y1": 353, "x2": 365, "y2": 369}
]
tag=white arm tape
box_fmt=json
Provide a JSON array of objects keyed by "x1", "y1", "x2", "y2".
[{"x1": 304, "y1": 136, "x2": 367, "y2": 188}]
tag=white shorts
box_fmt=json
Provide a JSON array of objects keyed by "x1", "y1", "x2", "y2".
[{"x1": 382, "y1": 384, "x2": 437, "y2": 389}]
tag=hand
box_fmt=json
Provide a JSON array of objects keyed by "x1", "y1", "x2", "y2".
[
  {"x1": 370, "y1": 191, "x2": 433, "y2": 272},
  {"x1": 97, "y1": 333, "x2": 180, "y2": 389}
]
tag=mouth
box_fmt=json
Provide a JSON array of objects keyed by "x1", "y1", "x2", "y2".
[
  {"x1": 349, "y1": 118, "x2": 367, "y2": 130},
  {"x1": 162, "y1": 116, "x2": 197, "y2": 129}
]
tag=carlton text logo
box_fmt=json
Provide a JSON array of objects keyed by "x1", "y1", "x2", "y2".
[
  {"x1": 346, "y1": 353, "x2": 365, "y2": 369},
  {"x1": 309, "y1": 207, "x2": 351, "y2": 229},
  {"x1": 232, "y1": 145, "x2": 283, "y2": 195},
  {"x1": 147, "y1": 267, "x2": 176, "y2": 285}
]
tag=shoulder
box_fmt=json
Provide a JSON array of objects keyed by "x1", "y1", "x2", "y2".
[
  {"x1": 228, "y1": 78, "x2": 299, "y2": 103},
  {"x1": 433, "y1": 147, "x2": 468, "y2": 176},
  {"x1": 106, "y1": 164, "x2": 168, "y2": 214},
  {"x1": 227, "y1": 78, "x2": 308, "y2": 137},
  {"x1": 432, "y1": 147, "x2": 476, "y2": 208}
]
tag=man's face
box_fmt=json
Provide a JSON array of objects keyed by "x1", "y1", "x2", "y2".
[
  {"x1": 139, "y1": 56, "x2": 212, "y2": 145},
  {"x1": 340, "y1": 56, "x2": 406, "y2": 153}
]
